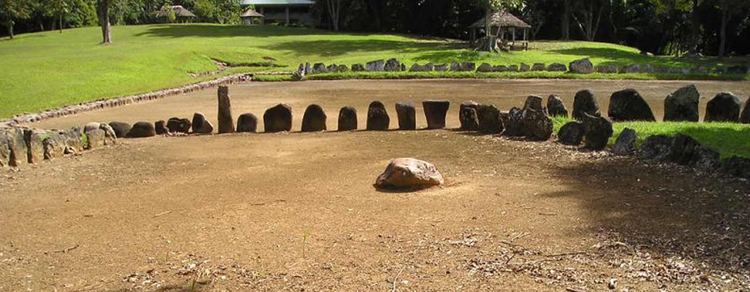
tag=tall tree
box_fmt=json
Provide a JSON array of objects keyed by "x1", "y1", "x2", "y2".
[
  {"x1": 474, "y1": 0, "x2": 522, "y2": 51},
  {"x1": 0, "y1": 0, "x2": 31, "y2": 39},
  {"x1": 96, "y1": 0, "x2": 113, "y2": 44},
  {"x1": 571, "y1": 0, "x2": 608, "y2": 41},
  {"x1": 49, "y1": 0, "x2": 70, "y2": 33},
  {"x1": 715, "y1": 0, "x2": 748, "y2": 57},
  {"x1": 561, "y1": 0, "x2": 571, "y2": 39},
  {"x1": 324, "y1": 0, "x2": 343, "y2": 31}
]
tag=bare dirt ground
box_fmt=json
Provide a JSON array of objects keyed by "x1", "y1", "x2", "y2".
[{"x1": 2, "y1": 79, "x2": 750, "y2": 291}]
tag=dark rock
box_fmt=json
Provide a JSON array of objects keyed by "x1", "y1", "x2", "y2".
[
  {"x1": 664, "y1": 85, "x2": 700, "y2": 122},
  {"x1": 410, "y1": 63, "x2": 434, "y2": 72},
  {"x1": 236, "y1": 113, "x2": 258, "y2": 133},
  {"x1": 705, "y1": 92, "x2": 741, "y2": 122},
  {"x1": 338, "y1": 106, "x2": 358, "y2": 131},
  {"x1": 721, "y1": 156, "x2": 750, "y2": 179},
  {"x1": 351, "y1": 64, "x2": 365, "y2": 72},
  {"x1": 492, "y1": 65, "x2": 507, "y2": 72},
  {"x1": 547, "y1": 63, "x2": 567, "y2": 71},
  {"x1": 507, "y1": 65, "x2": 518, "y2": 72},
  {"x1": 434, "y1": 64, "x2": 449, "y2": 71},
  {"x1": 366, "y1": 60, "x2": 385, "y2": 71},
  {"x1": 504, "y1": 107, "x2": 524, "y2": 137},
  {"x1": 423, "y1": 100, "x2": 450, "y2": 129},
  {"x1": 301, "y1": 104, "x2": 327, "y2": 132},
  {"x1": 741, "y1": 98, "x2": 750, "y2": 124},
  {"x1": 581, "y1": 113, "x2": 613, "y2": 150},
  {"x1": 572, "y1": 89, "x2": 600, "y2": 120},
  {"x1": 155, "y1": 120, "x2": 168, "y2": 135},
  {"x1": 108, "y1": 121, "x2": 132, "y2": 138},
  {"x1": 569, "y1": 58, "x2": 594, "y2": 74},
  {"x1": 217, "y1": 86, "x2": 235, "y2": 134},
  {"x1": 595, "y1": 64, "x2": 618, "y2": 73},
  {"x1": 612, "y1": 128, "x2": 637, "y2": 155},
  {"x1": 461, "y1": 62, "x2": 476, "y2": 71},
  {"x1": 167, "y1": 117, "x2": 192, "y2": 133},
  {"x1": 312, "y1": 63, "x2": 327, "y2": 74},
  {"x1": 523, "y1": 95, "x2": 544, "y2": 112},
  {"x1": 264, "y1": 104, "x2": 293, "y2": 133},
  {"x1": 127, "y1": 122, "x2": 156, "y2": 138},
  {"x1": 367, "y1": 101, "x2": 390, "y2": 131},
  {"x1": 519, "y1": 63, "x2": 530, "y2": 72},
  {"x1": 477, "y1": 63, "x2": 493, "y2": 72},
  {"x1": 374, "y1": 158, "x2": 444, "y2": 190},
  {"x1": 459, "y1": 101, "x2": 480, "y2": 131},
  {"x1": 337, "y1": 64, "x2": 349, "y2": 72},
  {"x1": 395, "y1": 102, "x2": 416, "y2": 130},
  {"x1": 326, "y1": 64, "x2": 338, "y2": 73},
  {"x1": 476, "y1": 104, "x2": 503, "y2": 134},
  {"x1": 384, "y1": 58, "x2": 401, "y2": 71},
  {"x1": 531, "y1": 63, "x2": 545, "y2": 71},
  {"x1": 191, "y1": 112, "x2": 213, "y2": 134},
  {"x1": 521, "y1": 108, "x2": 553, "y2": 141},
  {"x1": 608, "y1": 89, "x2": 656, "y2": 122},
  {"x1": 640, "y1": 135, "x2": 674, "y2": 161},
  {"x1": 557, "y1": 121, "x2": 585, "y2": 145},
  {"x1": 547, "y1": 95, "x2": 568, "y2": 117},
  {"x1": 669, "y1": 134, "x2": 720, "y2": 170}
]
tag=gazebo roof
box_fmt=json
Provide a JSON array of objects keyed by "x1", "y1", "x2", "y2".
[
  {"x1": 470, "y1": 10, "x2": 531, "y2": 29},
  {"x1": 241, "y1": 9, "x2": 264, "y2": 18},
  {"x1": 156, "y1": 5, "x2": 196, "y2": 17}
]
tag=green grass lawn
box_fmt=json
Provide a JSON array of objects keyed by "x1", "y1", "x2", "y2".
[{"x1": 0, "y1": 24, "x2": 748, "y2": 119}]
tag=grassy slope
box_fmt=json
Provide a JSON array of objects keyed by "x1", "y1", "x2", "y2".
[{"x1": 0, "y1": 24, "x2": 748, "y2": 118}]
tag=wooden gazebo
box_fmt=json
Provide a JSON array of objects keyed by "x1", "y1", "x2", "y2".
[
  {"x1": 241, "y1": 9, "x2": 265, "y2": 25},
  {"x1": 155, "y1": 5, "x2": 196, "y2": 22},
  {"x1": 470, "y1": 10, "x2": 531, "y2": 50}
]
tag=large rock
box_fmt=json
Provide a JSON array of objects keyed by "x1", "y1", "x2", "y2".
[
  {"x1": 384, "y1": 58, "x2": 401, "y2": 71},
  {"x1": 582, "y1": 113, "x2": 613, "y2": 150},
  {"x1": 557, "y1": 121, "x2": 585, "y2": 145},
  {"x1": 639, "y1": 135, "x2": 674, "y2": 161},
  {"x1": 503, "y1": 107, "x2": 524, "y2": 137},
  {"x1": 336, "y1": 106, "x2": 357, "y2": 131},
  {"x1": 668, "y1": 134, "x2": 720, "y2": 170},
  {"x1": 84, "y1": 122, "x2": 116, "y2": 149},
  {"x1": 742, "y1": 98, "x2": 750, "y2": 124},
  {"x1": 351, "y1": 64, "x2": 365, "y2": 72},
  {"x1": 547, "y1": 63, "x2": 567, "y2": 72},
  {"x1": 459, "y1": 101, "x2": 480, "y2": 131},
  {"x1": 722, "y1": 156, "x2": 750, "y2": 179},
  {"x1": 395, "y1": 102, "x2": 416, "y2": 130},
  {"x1": 366, "y1": 60, "x2": 386, "y2": 71},
  {"x1": 434, "y1": 64, "x2": 448, "y2": 71},
  {"x1": 531, "y1": 63, "x2": 546, "y2": 71},
  {"x1": 410, "y1": 63, "x2": 434, "y2": 72},
  {"x1": 367, "y1": 101, "x2": 390, "y2": 131},
  {"x1": 521, "y1": 108, "x2": 553, "y2": 141},
  {"x1": 608, "y1": 89, "x2": 656, "y2": 122},
  {"x1": 312, "y1": 63, "x2": 327, "y2": 74},
  {"x1": 523, "y1": 95, "x2": 544, "y2": 112},
  {"x1": 23, "y1": 128, "x2": 46, "y2": 164},
  {"x1": 264, "y1": 104, "x2": 293, "y2": 133},
  {"x1": 596, "y1": 64, "x2": 619, "y2": 73},
  {"x1": 108, "y1": 121, "x2": 132, "y2": 138},
  {"x1": 217, "y1": 86, "x2": 235, "y2": 134},
  {"x1": 127, "y1": 122, "x2": 156, "y2": 138},
  {"x1": 301, "y1": 104, "x2": 327, "y2": 132},
  {"x1": 705, "y1": 92, "x2": 741, "y2": 122},
  {"x1": 477, "y1": 63, "x2": 493, "y2": 73},
  {"x1": 612, "y1": 128, "x2": 637, "y2": 155},
  {"x1": 41, "y1": 131, "x2": 65, "y2": 160},
  {"x1": 569, "y1": 58, "x2": 594, "y2": 74},
  {"x1": 547, "y1": 95, "x2": 568, "y2": 117},
  {"x1": 0, "y1": 131, "x2": 12, "y2": 167},
  {"x1": 476, "y1": 104, "x2": 502, "y2": 134},
  {"x1": 423, "y1": 100, "x2": 450, "y2": 129},
  {"x1": 167, "y1": 117, "x2": 192, "y2": 133},
  {"x1": 572, "y1": 89, "x2": 600, "y2": 120},
  {"x1": 155, "y1": 120, "x2": 168, "y2": 135},
  {"x1": 236, "y1": 113, "x2": 258, "y2": 133},
  {"x1": 664, "y1": 85, "x2": 700, "y2": 122},
  {"x1": 374, "y1": 158, "x2": 444, "y2": 190},
  {"x1": 192, "y1": 112, "x2": 214, "y2": 134}
]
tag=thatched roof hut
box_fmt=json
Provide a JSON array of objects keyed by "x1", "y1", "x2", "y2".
[
  {"x1": 470, "y1": 10, "x2": 531, "y2": 51},
  {"x1": 241, "y1": 9, "x2": 265, "y2": 25},
  {"x1": 156, "y1": 5, "x2": 196, "y2": 18},
  {"x1": 469, "y1": 10, "x2": 530, "y2": 29}
]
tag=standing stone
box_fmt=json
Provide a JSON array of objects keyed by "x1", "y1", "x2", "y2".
[
  {"x1": 664, "y1": 85, "x2": 700, "y2": 122},
  {"x1": 301, "y1": 104, "x2": 327, "y2": 132},
  {"x1": 217, "y1": 86, "x2": 235, "y2": 134},
  {"x1": 264, "y1": 104, "x2": 293, "y2": 133},
  {"x1": 395, "y1": 102, "x2": 416, "y2": 130},
  {"x1": 608, "y1": 89, "x2": 656, "y2": 122},
  {"x1": 23, "y1": 128, "x2": 46, "y2": 164},
  {"x1": 612, "y1": 128, "x2": 637, "y2": 155},
  {"x1": 504, "y1": 107, "x2": 524, "y2": 137},
  {"x1": 573, "y1": 89, "x2": 600, "y2": 120},
  {"x1": 366, "y1": 60, "x2": 386, "y2": 71},
  {"x1": 459, "y1": 101, "x2": 480, "y2": 131},
  {"x1": 547, "y1": 95, "x2": 568, "y2": 117},
  {"x1": 569, "y1": 58, "x2": 594, "y2": 74},
  {"x1": 741, "y1": 98, "x2": 750, "y2": 124},
  {"x1": 84, "y1": 123, "x2": 106, "y2": 149},
  {"x1": 423, "y1": 100, "x2": 450, "y2": 129},
  {"x1": 192, "y1": 112, "x2": 214, "y2": 134},
  {"x1": 42, "y1": 132, "x2": 65, "y2": 160},
  {"x1": 338, "y1": 106, "x2": 358, "y2": 131},
  {"x1": 167, "y1": 117, "x2": 192, "y2": 133},
  {"x1": 384, "y1": 59, "x2": 401, "y2": 71},
  {"x1": 108, "y1": 121, "x2": 132, "y2": 138},
  {"x1": 476, "y1": 104, "x2": 503, "y2": 134},
  {"x1": 640, "y1": 135, "x2": 674, "y2": 161},
  {"x1": 367, "y1": 101, "x2": 390, "y2": 131},
  {"x1": 236, "y1": 113, "x2": 258, "y2": 133},
  {"x1": 127, "y1": 122, "x2": 156, "y2": 138},
  {"x1": 0, "y1": 131, "x2": 11, "y2": 167},
  {"x1": 582, "y1": 113, "x2": 613, "y2": 150},
  {"x1": 155, "y1": 120, "x2": 168, "y2": 135},
  {"x1": 312, "y1": 63, "x2": 327, "y2": 74},
  {"x1": 6, "y1": 128, "x2": 27, "y2": 166},
  {"x1": 557, "y1": 121, "x2": 585, "y2": 145},
  {"x1": 705, "y1": 92, "x2": 741, "y2": 122},
  {"x1": 521, "y1": 108, "x2": 553, "y2": 141},
  {"x1": 523, "y1": 95, "x2": 544, "y2": 112}
]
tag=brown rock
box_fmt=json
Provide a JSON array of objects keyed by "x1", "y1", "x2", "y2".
[{"x1": 217, "y1": 86, "x2": 235, "y2": 133}]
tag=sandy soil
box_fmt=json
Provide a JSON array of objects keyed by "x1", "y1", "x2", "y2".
[{"x1": 2, "y1": 79, "x2": 750, "y2": 291}]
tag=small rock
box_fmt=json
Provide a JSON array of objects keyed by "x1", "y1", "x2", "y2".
[
  {"x1": 127, "y1": 122, "x2": 156, "y2": 138},
  {"x1": 191, "y1": 112, "x2": 213, "y2": 134},
  {"x1": 582, "y1": 113, "x2": 613, "y2": 150},
  {"x1": 476, "y1": 104, "x2": 503, "y2": 134},
  {"x1": 573, "y1": 89, "x2": 600, "y2": 120},
  {"x1": 569, "y1": 58, "x2": 594, "y2": 74},
  {"x1": 167, "y1": 117, "x2": 191, "y2": 133},
  {"x1": 640, "y1": 135, "x2": 674, "y2": 161},
  {"x1": 108, "y1": 121, "x2": 132, "y2": 138},
  {"x1": 740, "y1": 98, "x2": 750, "y2": 124},
  {"x1": 504, "y1": 107, "x2": 524, "y2": 137},
  {"x1": 547, "y1": 63, "x2": 567, "y2": 72},
  {"x1": 459, "y1": 101, "x2": 480, "y2": 131},
  {"x1": 608, "y1": 88, "x2": 656, "y2": 122},
  {"x1": 664, "y1": 84, "x2": 700, "y2": 122},
  {"x1": 155, "y1": 120, "x2": 168, "y2": 135},
  {"x1": 521, "y1": 108, "x2": 553, "y2": 141}
]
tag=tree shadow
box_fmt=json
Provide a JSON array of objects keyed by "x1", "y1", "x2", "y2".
[
  {"x1": 133, "y1": 24, "x2": 326, "y2": 38},
  {"x1": 261, "y1": 39, "x2": 464, "y2": 58},
  {"x1": 549, "y1": 47, "x2": 653, "y2": 65}
]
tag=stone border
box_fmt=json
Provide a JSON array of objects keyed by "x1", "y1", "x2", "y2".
[{"x1": 0, "y1": 73, "x2": 253, "y2": 128}]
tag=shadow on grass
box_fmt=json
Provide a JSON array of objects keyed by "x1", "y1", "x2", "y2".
[
  {"x1": 261, "y1": 39, "x2": 464, "y2": 58},
  {"x1": 133, "y1": 24, "x2": 326, "y2": 38},
  {"x1": 546, "y1": 157, "x2": 750, "y2": 275}
]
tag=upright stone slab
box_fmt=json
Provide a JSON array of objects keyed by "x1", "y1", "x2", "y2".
[
  {"x1": 504, "y1": 107, "x2": 524, "y2": 137},
  {"x1": 367, "y1": 101, "x2": 390, "y2": 131},
  {"x1": 741, "y1": 98, "x2": 750, "y2": 124},
  {"x1": 127, "y1": 122, "x2": 156, "y2": 138},
  {"x1": 547, "y1": 95, "x2": 568, "y2": 117},
  {"x1": 608, "y1": 88, "x2": 656, "y2": 122},
  {"x1": 237, "y1": 113, "x2": 258, "y2": 133},
  {"x1": 24, "y1": 128, "x2": 46, "y2": 164},
  {"x1": 423, "y1": 100, "x2": 450, "y2": 129},
  {"x1": 573, "y1": 89, "x2": 600, "y2": 120},
  {"x1": 167, "y1": 117, "x2": 192, "y2": 133},
  {"x1": 217, "y1": 86, "x2": 235, "y2": 134},
  {"x1": 459, "y1": 101, "x2": 480, "y2": 131},
  {"x1": 338, "y1": 106, "x2": 358, "y2": 131},
  {"x1": 664, "y1": 85, "x2": 700, "y2": 122},
  {"x1": 523, "y1": 95, "x2": 544, "y2": 112},
  {"x1": 582, "y1": 113, "x2": 613, "y2": 150},
  {"x1": 155, "y1": 120, "x2": 168, "y2": 135},
  {"x1": 705, "y1": 92, "x2": 741, "y2": 122},
  {"x1": 0, "y1": 131, "x2": 11, "y2": 167},
  {"x1": 384, "y1": 59, "x2": 401, "y2": 71},
  {"x1": 476, "y1": 104, "x2": 502, "y2": 134},
  {"x1": 569, "y1": 58, "x2": 594, "y2": 74},
  {"x1": 395, "y1": 102, "x2": 416, "y2": 130},
  {"x1": 264, "y1": 104, "x2": 293, "y2": 133},
  {"x1": 301, "y1": 104, "x2": 327, "y2": 132},
  {"x1": 7, "y1": 128, "x2": 28, "y2": 166},
  {"x1": 109, "y1": 122, "x2": 132, "y2": 138},
  {"x1": 84, "y1": 122, "x2": 106, "y2": 149},
  {"x1": 192, "y1": 112, "x2": 207, "y2": 133}
]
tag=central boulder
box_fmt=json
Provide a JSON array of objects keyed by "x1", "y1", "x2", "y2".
[{"x1": 374, "y1": 158, "x2": 444, "y2": 190}]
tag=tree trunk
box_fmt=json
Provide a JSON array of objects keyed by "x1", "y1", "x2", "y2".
[
  {"x1": 484, "y1": 7, "x2": 491, "y2": 37},
  {"x1": 718, "y1": 8, "x2": 728, "y2": 57},
  {"x1": 689, "y1": 0, "x2": 700, "y2": 53},
  {"x1": 561, "y1": 0, "x2": 570, "y2": 40},
  {"x1": 7, "y1": 20, "x2": 14, "y2": 39},
  {"x1": 98, "y1": 0, "x2": 112, "y2": 44},
  {"x1": 59, "y1": 14, "x2": 63, "y2": 33},
  {"x1": 326, "y1": 0, "x2": 340, "y2": 31},
  {"x1": 475, "y1": 36, "x2": 499, "y2": 52}
]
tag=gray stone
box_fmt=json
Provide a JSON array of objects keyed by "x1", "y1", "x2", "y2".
[
  {"x1": 507, "y1": 65, "x2": 518, "y2": 72},
  {"x1": 521, "y1": 108, "x2": 553, "y2": 141},
  {"x1": 301, "y1": 104, "x2": 327, "y2": 132},
  {"x1": 492, "y1": 65, "x2": 508, "y2": 72},
  {"x1": 109, "y1": 121, "x2": 132, "y2": 138},
  {"x1": 547, "y1": 63, "x2": 567, "y2": 71},
  {"x1": 459, "y1": 101, "x2": 480, "y2": 131},
  {"x1": 236, "y1": 113, "x2": 258, "y2": 133},
  {"x1": 312, "y1": 63, "x2": 328, "y2": 74},
  {"x1": 582, "y1": 113, "x2": 613, "y2": 150},
  {"x1": 595, "y1": 64, "x2": 618, "y2": 73},
  {"x1": 351, "y1": 64, "x2": 365, "y2": 72},
  {"x1": 434, "y1": 64, "x2": 449, "y2": 71},
  {"x1": 608, "y1": 89, "x2": 656, "y2": 122},
  {"x1": 664, "y1": 85, "x2": 700, "y2": 122},
  {"x1": 337, "y1": 64, "x2": 349, "y2": 72},
  {"x1": 23, "y1": 128, "x2": 46, "y2": 164},
  {"x1": 264, "y1": 104, "x2": 293, "y2": 133},
  {"x1": 519, "y1": 63, "x2": 530, "y2": 72},
  {"x1": 573, "y1": 89, "x2": 600, "y2": 120},
  {"x1": 612, "y1": 128, "x2": 637, "y2": 155},
  {"x1": 621, "y1": 64, "x2": 641, "y2": 73},
  {"x1": 367, "y1": 101, "x2": 390, "y2": 131},
  {"x1": 547, "y1": 95, "x2": 568, "y2": 117},
  {"x1": 410, "y1": 63, "x2": 434, "y2": 72},
  {"x1": 167, "y1": 117, "x2": 192, "y2": 133},
  {"x1": 366, "y1": 60, "x2": 386, "y2": 71},
  {"x1": 477, "y1": 104, "x2": 503, "y2": 134},
  {"x1": 326, "y1": 64, "x2": 339, "y2": 73},
  {"x1": 531, "y1": 63, "x2": 545, "y2": 71},
  {"x1": 384, "y1": 58, "x2": 401, "y2": 71},
  {"x1": 423, "y1": 100, "x2": 450, "y2": 129},
  {"x1": 0, "y1": 131, "x2": 11, "y2": 167},
  {"x1": 338, "y1": 106, "x2": 358, "y2": 131},
  {"x1": 127, "y1": 122, "x2": 156, "y2": 138},
  {"x1": 217, "y1": 86, "x2": 235, "y2": 133},
  {"x1": 639, "y1": 135, "x2": 673, "y2": 161},
  {"x1": 569, "y1": 58, "x2": 594, "y2": 74},
  {"x1": 705, "y1": 92, "x2": 741, "y2": 122},
  {"x1": 477, "y1": 63, "x2": 493, "y2": 72},
  {"x1": 374, "y1": 158, "x2": 444, "y2": 190},
  {"x1": 557, "y1": 121, "x2": 585, "y2": 145},
  {"x1": 395, "y1": 102, "x2": 416, "y2": 130}
]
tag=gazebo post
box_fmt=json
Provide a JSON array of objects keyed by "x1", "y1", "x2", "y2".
[
  {"x1": 512, "y1": 27, "x2": 516, "y2": 47},
  {"x1": 285, "y1": 7, "x2": 290, "y2": 26}
]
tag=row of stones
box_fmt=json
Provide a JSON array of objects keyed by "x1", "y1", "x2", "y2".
[
  {"x1": 296, "y1": 58, "x2": 750, "y2": 76},
  {"x1": 0, "y1": 73, "x2": 252, "y2": 128}
]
